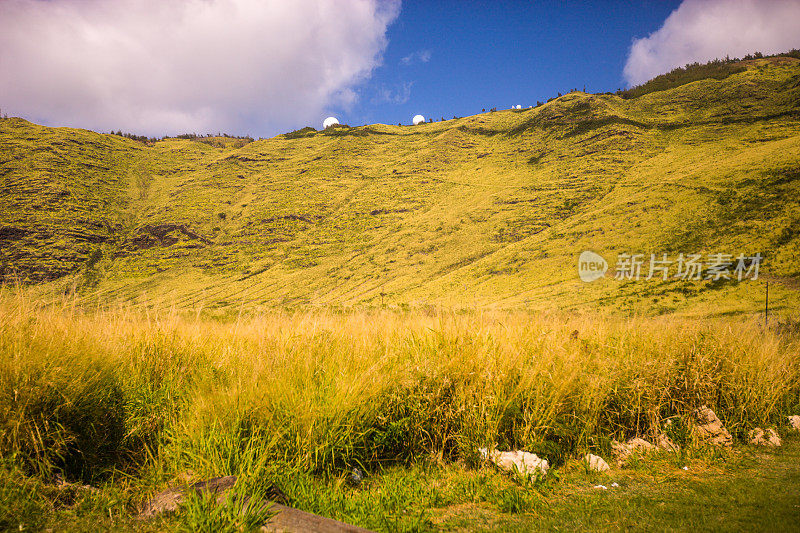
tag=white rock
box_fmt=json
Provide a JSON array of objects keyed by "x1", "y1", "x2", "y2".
[
  {"x1": 484, "y1": 449, "x2": 549, "y2": 478},
  {"x1": 682, "y1": 466, "x2": 689, "y2": 471},
  {"x1": 788, "y1": 415, "x2": 800, "y2": 431},
  {"x1": 584, "y1": 453, "x2": 610, "y2": 472},
  {"x1": 610, "y1": 482, "x2": 619, "y2": 487},
  {"x1": 749, "y1": 428, "x2": 782, "y2": 447},
  {"x1": 593, "y1": 484, "x2": 607, "y2": 490}
]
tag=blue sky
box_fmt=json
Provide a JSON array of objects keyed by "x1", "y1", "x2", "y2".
[{"x1": 337, "y1": 0, "x2": 682, "y2": 128}]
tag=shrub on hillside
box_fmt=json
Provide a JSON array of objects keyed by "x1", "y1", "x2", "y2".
[
  {"x1": 283, "y1": 126, "x2": 317, "y2": 139},
  {"x1": 619, "y1": 50, "x2": 800, "y2": 99}
]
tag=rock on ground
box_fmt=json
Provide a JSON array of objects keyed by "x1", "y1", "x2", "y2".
[
  {"x1": 139, "y1": 476, "x2": 237, "y2": 518},
  {"x1": 788, "y1": 415, "x2": 800, "y2": 431},
  {"x1": 584, "y1": 453, "x2": 610, "y2": 472},
  {"x1": 693, "y1": 405, "x2": 733, "y2": 447},
  {"x1": 656, "y1": 433, "x2": 679, "y2": 452},
  {"x1": 139, "y1": 476, "x2": 371, "y2": 532},
  {"x1": 480, "y1": 448, "x2": 549, "y2": 477},
  {"x1": 612, "y1": 437, "x2": 655, "y2": 466},
  {"x1": 749, "y1": 428, "x2": 782, "y2": 447}
]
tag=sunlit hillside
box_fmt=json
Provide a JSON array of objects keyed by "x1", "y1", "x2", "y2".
[{"x1": 2, "y1": 56, "x2": 799, "y2": 316}]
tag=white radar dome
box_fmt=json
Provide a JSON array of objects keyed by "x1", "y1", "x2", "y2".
[
  {"x1": 412, "y1": 114, "x2": 425, "y2": 125},
  {"x1": 323, "y1": 116, "x2": 339, "y2": 129}
]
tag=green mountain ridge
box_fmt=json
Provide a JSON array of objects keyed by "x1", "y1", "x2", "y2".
[{"x1": 2, "y1": 57, "x2": 800, "y2": 315}]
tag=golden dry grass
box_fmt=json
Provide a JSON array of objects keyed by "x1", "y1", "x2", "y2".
[{"x1": 2, "y1": 293, "x2": 798, "y2": 481}]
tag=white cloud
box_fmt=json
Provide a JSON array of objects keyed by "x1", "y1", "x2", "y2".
[
  {"x1": 0, "y1": 0, "x2": 400, "y2": 136},
  {"x1": 401, "y1": 49, "x2": 431, "y2": 65},
  {"x1": 623, "y1": 0, "x2": 800, "y2": 86}
]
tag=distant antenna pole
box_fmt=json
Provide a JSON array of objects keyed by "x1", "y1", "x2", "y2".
[{"x1": 765, "y1": 281, "x2": 769, "y2": 327}]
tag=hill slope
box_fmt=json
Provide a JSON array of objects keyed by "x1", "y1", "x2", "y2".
[{"x1": 2, "y1": 57, "x2": 800, "y2": 315}]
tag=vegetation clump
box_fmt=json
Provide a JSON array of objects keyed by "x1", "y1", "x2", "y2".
[
  {"x1": 283, "y1": 126, "x2": 317, "y2": 139},
  {"x1": 318, "y1": 123, "x2": 368, "y2": 137},
  {"x1": 619, "y1": 60, "x2": 747, "y2": 99},
  {"x1": 618, "y1": 50, "x2": 800, "y2": 98}
]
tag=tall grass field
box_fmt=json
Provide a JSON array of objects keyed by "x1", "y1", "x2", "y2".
[{"x1": 2, "y1": 292, "x2": 799, "y2": 530}]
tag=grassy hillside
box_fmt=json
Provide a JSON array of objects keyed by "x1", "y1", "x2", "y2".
[{"x1": 2, "y1": 57, "x2": 800, "y2": 316}]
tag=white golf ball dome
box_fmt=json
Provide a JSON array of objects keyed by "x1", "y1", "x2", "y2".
[
  {"x1": 515, "y1": 104, "x2": 522, "y2": 109},
  {"x1": 412, "y1": 114, "x2": 425, "y2": 125},
  {"x1": 323, "y1": 116, "x2": 339, "y2": 129}
]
